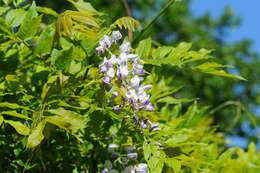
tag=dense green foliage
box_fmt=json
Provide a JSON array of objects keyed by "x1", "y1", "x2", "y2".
[
  {"x1": 0, "y1": 0, "x2": 259, "y2": 172},
  {"x1": 37, "y1": 0, "x2": 260, "y2": 146}
]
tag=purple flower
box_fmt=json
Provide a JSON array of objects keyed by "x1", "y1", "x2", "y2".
[
  {"x1": 99, "y1": 35, "x2": 112, "y2": 49},
  {"x1": 101, "y1": 168, "x2": 108, "y2": 173},
  {"x1": 144, "y1": 102, "x2": 154, "y2": 111},
  {"x1": 135, "y1": 163, "x2": 148, "y2": 173},
  {"x1": 141, "y1": 120, "x2": 148, "y2": 129},
  {"x1": 150, "y1": 123, "x2": 160, "y2": 131},
  {"x1": 130, "y1": 75, "x2": 142, "y2": 88},
  {"x1": 127, "y1": 152, "x2": 138, "y2": 160},
  {"x1": 103, "y1": 76, "x2": 110, "y2": 84},
  {"x1": 113, "y1": 105, "x2": 121, "y2": 111},
  {"x1": 120, "y1": 41, "x2": 131, "y2": 53},
  {"x1": 100, "y1": 65, "x2": 107, "y2": 73}
]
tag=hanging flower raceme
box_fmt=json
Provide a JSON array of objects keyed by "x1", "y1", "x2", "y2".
[{"x1": 96, "y1": 31, "x2": 154, "y2": 112}]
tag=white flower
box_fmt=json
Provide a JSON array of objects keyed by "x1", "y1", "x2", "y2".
[
  {"x1": 96, "y1": 46, "x2": 105, "y2": 54},
  {"x1": 130, "y1": 75, "x2": 142, "y2": 88},
  {"x1": 127, "y1": 54, "x2": 139, "y2": 61},
  {"x1": 126, "y1": 89, "x2": 138, "y2": 101},
  {"x1": 118, "y1": 53, "x2": 128, "y2": 65},
  {"x1": 112, "y1": 91, "x2": 119, "y2": 98},
  {"x1": 138, "y1": 92, "x2": 150, "y2": 104},
  {"x1": 100, "y1": 35, "x2": 112, "y2": 49},
  {"x1": 108, "y1": 143, "x2": 119, "y2": 152},
  {"x1": 109, "y1": 55, "x2": 118, "y2": 65},
  {"x1": 106, "y1": 67, "x2": 115, "y2": 78},
  {"x1": 120, "y1": 41, "x2": 131, "y2": 53},
  {"x1": 135, "y1": 163, "x2": 148, "y2": 173},
  {"x1": 111, "y1": 30, "x2": 122, "y2": 42},
  {"x1": 117, "y1": 65, "x2": 129, "y2": 78}
]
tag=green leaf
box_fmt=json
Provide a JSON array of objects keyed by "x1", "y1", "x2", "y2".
[
  {"x1": 157, "y1": 96, "x2": 194, "y2": 104},
  {"x1": 113, "y1": 16, "x2": 140, "y2": 31},
  {"x1": 69, "y1": 60, "x2": 82, "y2": 74},
  {"x1": 17, "y1": 4, "x2": 41, "y2": 39},
  {"x1": 0, "y1": 18, "x2": 12, "y2": 35},
  {"x1": 143, "y1": 141, "x2": 151, "y2": 160},
  {"x1": 164, "y1": 42, "x2": 212, "y2": 66},
  {"x1": 0, "y1": 102, "x2": 30, "y2": 111},
  {"x1": 5, "y1": 9, "x2": 26, "y2": 27},
  {"x1": 152, "y1": 46, "x2": 172, "y2": 59},
  {"x1": 36, "y1": 6, "x2": 58, "y2": 17},
  {"x1": 4, "y1": 120, "x2": 30, "y2": 135},
  {"x1": 0, "y1": 7, "x2": 9, "y2": 16},
  {"x1": 46, "y1": 108, "x2": 86, "y2": 134},
  {"x1": 0, "y1": 115, "x2": 3, "y2": 126},
  {"x1": 136, "y1": 38, "x2": 152, "y2": 59},
  {"x1": 193, "y1": 62, "x2": 246, "y2": 80},
  {"x1": 27, "y1": 121, "x2": 46, "y2": 148},
  {"x1": 51, "y1": 47, "x2": 73, "y2": 72},
  {"x1": 41, "y1": 75, "x2": 58, "y2": 100},
  {"x1": 34, "y1": 25, "x2": 55, "y2": 56},
  {"x1": 2, "y1": 111, "x2": 31, "y2": 120},
  {"x1": 165, "y1": 158, "x2": 181, "y2": 172},
  {"x1": 67, "y1": 0, "x2": 100, "y2": 14}
]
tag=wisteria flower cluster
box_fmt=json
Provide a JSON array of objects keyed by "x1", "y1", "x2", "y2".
[
  {"x1": 96, "y1": 31, "x2": 154, "y2": 112},
  {"x1": 101, "y1": 144, "x2": 148, "y2": 173}
]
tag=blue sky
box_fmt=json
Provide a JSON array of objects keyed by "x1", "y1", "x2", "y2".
[{"x1": 190, "y1": 0, "x2": 260, "y2": 52}]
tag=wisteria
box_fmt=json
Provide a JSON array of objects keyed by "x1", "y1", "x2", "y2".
[
  {"x1": 97, "y1": 31, "x2": 154, "y2": 112},
  {"x1": 97, "y1": 31, "x2": 160, "y2": 172},
  {"x1": 101, "y1": 143, "x2": 148, "y2": 173}
]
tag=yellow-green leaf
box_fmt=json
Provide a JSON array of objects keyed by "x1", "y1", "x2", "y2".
[
  {"x1": 165, "y1": 158, "x2": 181, "y2": 172},
  {"x1": 27, "y1": 121, "x2": 46, "y2": 149},
  {"x1": 2, "y1": 111, "x2": 31, "y2": 120},
  {"x1": 113, "y1": 16, "x2": 140, "y2": 31},
  {"x1": 0, "y1": 102, "x2": 30, "y2": 110},
  {"x1": 4, "y1": 120, "x2": 30, "y2": 135},
  {"x1": 157, "y1": 96, "x2": 194, "y2": 104},
  {"x1": 46, "y1": 108, "x2": 86, "y2": 134},
  {"x1": 0, "y1": 115, "x2": 3, "y2": 126},
  {"x1": 136, "y1": 38, "x2": 152, "y2": 59},
  {"x1": 193, "y1": 62, "x2": 246, "y2": 80}
]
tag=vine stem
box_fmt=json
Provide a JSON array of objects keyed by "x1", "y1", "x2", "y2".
[
  {"x1": 133, "y1": 0, "x2": 176, "y2": 44},
  {"x1": 121, "y1": 0, "x2": 133, "y2": 41}
]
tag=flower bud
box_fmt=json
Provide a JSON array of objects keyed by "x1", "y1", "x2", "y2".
[{"x1": 127, "y1": 152, "x2": 138, "y2": 160}]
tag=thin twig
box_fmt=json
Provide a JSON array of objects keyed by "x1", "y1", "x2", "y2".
[{"x1": 121, "y1": 0, "x2": 133, "y2": 41}]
